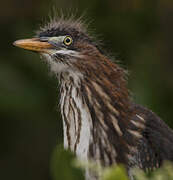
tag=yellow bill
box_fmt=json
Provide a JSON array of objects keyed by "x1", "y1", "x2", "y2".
[{"x1": 13, "y1": 38, "x2": 52, "y2": 52}]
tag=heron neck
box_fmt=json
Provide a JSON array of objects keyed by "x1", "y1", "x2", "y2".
[
  {"x1": 59, "y1": 71, "x2": 93, "y2": 162},
  {"x1": 58, "y1": 66, "x2": 140, "y2": 168}
]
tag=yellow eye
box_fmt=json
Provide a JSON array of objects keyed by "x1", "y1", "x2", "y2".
[{"x1": 63, "y1": 36, "x2": 73, "y2": 46}]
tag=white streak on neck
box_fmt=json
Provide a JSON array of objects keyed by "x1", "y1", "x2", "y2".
[
  {"x1": 56, "y1": 49, "x2": 80, "y2": 56},
  {"x1": 60, "y1": 70, "x2": 93, "y2": 161}
]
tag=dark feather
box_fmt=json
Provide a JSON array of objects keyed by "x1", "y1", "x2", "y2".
[{"x1": 132, "y1": 103, "x2": 173, "y2": 169}]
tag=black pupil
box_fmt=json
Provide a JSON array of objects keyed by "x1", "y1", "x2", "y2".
[{"x1": 66, "y1": 38, "x2": 71, "y2": 43}]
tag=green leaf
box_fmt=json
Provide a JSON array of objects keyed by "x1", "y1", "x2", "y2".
[
  {"x1": 102, "y1": 165, "x2": 128, "y2": 180},
  {"x1": 134, "y1": 161, "x2": 173, "y2": 180},
  {"x1": 50, "y1": 145, "x2": 84, "y2": 180}
]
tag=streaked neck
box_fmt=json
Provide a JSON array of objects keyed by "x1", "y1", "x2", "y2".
[
  {"x1": 59, "y1": 70, "x2": 93, "y2": 161},
  {"x1": 59, "y1": 68, "x2": 138, "y2": 167}
]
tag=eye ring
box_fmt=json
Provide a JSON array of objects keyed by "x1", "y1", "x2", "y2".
[{"x1": 63, "y1": 36, "x2": 73, "y2": 46}]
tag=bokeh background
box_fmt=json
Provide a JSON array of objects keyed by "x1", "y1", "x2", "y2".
[{"x1": 1, "y1": 0, "x2": 173, "y2": 180}]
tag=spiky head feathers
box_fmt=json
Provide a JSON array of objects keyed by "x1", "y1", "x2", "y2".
[{"x1": 36, "y1": 17, "x2": 98, "y2": 52}]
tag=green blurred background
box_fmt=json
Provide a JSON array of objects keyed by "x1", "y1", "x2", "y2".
[{"x1": 1, "y1": 0, "x2": 173, "y2": 180}]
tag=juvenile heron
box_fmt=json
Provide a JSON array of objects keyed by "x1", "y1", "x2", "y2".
[{"x1": 13, "y1": 17, "x2": 173, "y2": 179}]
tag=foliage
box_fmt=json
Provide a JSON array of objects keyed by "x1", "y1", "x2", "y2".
[
  {"x1": 102, "y1": 165, "x2": 128, "y2": 180},
  {"x1": 51, "y1": 147, "x2": 173, "y2": 180},
  {"x1": 50, "y1": 145, "x2": 84, "y2": 180},
  {"x1": 134, "y1": 162, "x2": 173, "y2": 180}
]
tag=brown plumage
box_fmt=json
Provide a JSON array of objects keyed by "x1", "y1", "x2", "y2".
[{"x1": 13, "y1": 16, "x2": 173, "y2": 179}]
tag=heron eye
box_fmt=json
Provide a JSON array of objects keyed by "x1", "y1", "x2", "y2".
[{"x1": 64, "y1": 36, "x2": 73, "y2": 46}]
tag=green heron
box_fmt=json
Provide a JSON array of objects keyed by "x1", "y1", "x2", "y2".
[{"x1": 13, "y1": 17, "x2": 173, "y2": 179}]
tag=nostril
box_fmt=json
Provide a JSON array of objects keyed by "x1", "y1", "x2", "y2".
[{"x1": 39, "y1": 37, "x2": 49, "y2": 42}]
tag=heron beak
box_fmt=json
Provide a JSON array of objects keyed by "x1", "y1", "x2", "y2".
[{"x1": 13, "y1": 38, "x2": 53, "y2": 52}]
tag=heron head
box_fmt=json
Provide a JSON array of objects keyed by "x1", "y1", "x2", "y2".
[{"x1": 13, "y1": 17, "x2": 102, "y2": 74}]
